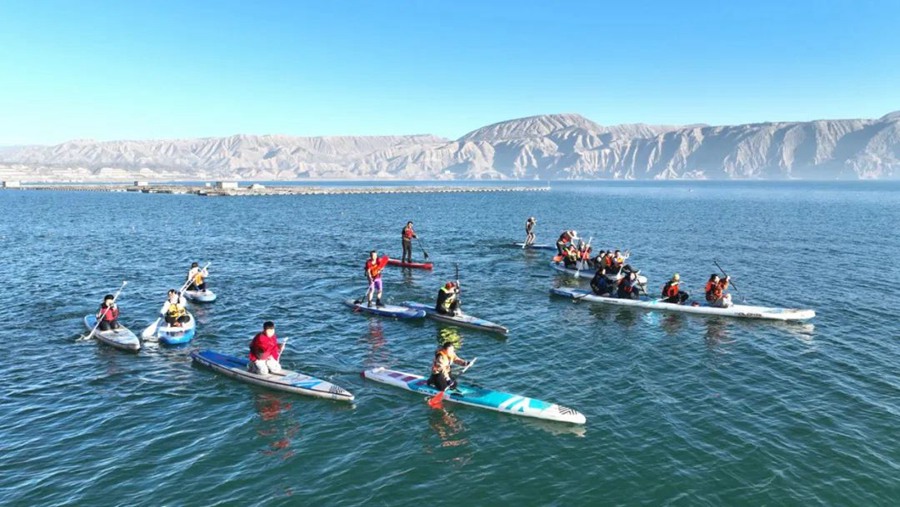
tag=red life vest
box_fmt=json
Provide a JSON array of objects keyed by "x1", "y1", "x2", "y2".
[
  {"x1": 98, "y1": 305, "x2": 118, "y2": 322},
  {"x1": 664, "y1": 281, "x2": 679, "y2": 297},
  {"x1": 432, "y1": 348, "x2": 457, "y2": 375},
  {"x1": 366, "y1": 257, "x2": 388, "y2": 278},
  {"x1": 402, "y1": 227, "x2": 416, "y2": 239}
]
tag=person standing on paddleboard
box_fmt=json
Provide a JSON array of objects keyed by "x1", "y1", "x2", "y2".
[
  {"x1": 435, "y1": 281, "x2": 461, "y2": 316},
  {"x1": 525, "y1": 217, "x2": 536, "y2": 246},
  {"x1": 556, "y1": 230, "x2": 577, "y2": 255},
  {"x1": 427, "y1": 342, "x2": 471, "y2": 391},
  {"x1": 186, "y1": 262, "x2": 209, "y2": 292},
  {"x1": 365, "y1": 250, "x2": 389, "y2": 307},
  {"x1": 249, "y1": 321, "x2": 282, "y2": 375},
  {"x1": 401, "y1": 221, "x2": 417, "y2": 264},
  {"x1": 96, "y1": 294, "x2": 120, "y2": 331}
]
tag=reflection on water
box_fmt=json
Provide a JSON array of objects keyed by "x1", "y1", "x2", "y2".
[
  {"x1": 436, "y1": 327, "x2": 464, "y2": 350},
  {"x1": 254, "y1": 393, "x2": 300, "y2": 460},
  {"x1": 422, "y1": 409, "x2": 472, "y2": 467}
]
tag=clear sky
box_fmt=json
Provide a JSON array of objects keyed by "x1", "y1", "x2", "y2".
[{"x1": 0, "y1": 0, "x2": 898, "y2": 145}]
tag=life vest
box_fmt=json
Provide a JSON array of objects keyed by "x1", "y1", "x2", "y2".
[
  {"x1": 663, "y1": 281, "x2": 680, "y2": 297},
  {"x1": 705, "y1": 281, "x2": 716, "y2": 301},
  {"x1": 437, "y1": 286, "x2": 458, "y2": 310},
  {"x1": 402, "y1": 227, "x2": 415, "y2": 240},
  {"x1": 620, "y1": 279, "x2": 634, "y2": 293},
  {"x1": 98, "y1": 305, "x2": 118, "y2": 322},
  {"x1": 366, "y1": 258, "x2": 386, "y2": 279},
  {"x1": 565, "y1": 247, "x2": 579, "y2": 261},
  {"x1": 166, "y1": 300, "x2": 186, "y2": 318},
  {"x1": 431, "y1": 348, "x2": 456, "y2": 375},
  {"x1": 706, "y1": 281, "x2": 726, "y2": 301}
]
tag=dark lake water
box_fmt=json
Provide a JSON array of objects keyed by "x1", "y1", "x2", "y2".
[{"x1": 1, "y1": 181, "x2": 898, "y2": 505}]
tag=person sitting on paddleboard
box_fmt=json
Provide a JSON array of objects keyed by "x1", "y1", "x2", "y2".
[
  {"x1": 525, "y1": 217, "x2": 536, "y2": 245},
  {"x1": 186, "y1": 262, "x2": 209, "y2": 292},
  {"x1": 401, "y1": 221, "x2": 417, "y2": 264},
  {"x1": 609, "y1": 249, "x2": 636, "y2": 276},
  {"x1": 590, "y1": 267, "x2": 615, "y2": 296},
  {"x1": 662, "y1": 273, "x2": 689, "y2": 304},
  {"x1": 249, "y1": 321, "x2": 282, "y2": 375},
  {"x1": 427, "y1": 342, "x2": 470, "y2": 392},
  {"x1": 435, "y1": 281, "x2": 461, "y2": 316},
  {"x1": 705, "y1": 274, "x2": 733, "y2": 308},
  {"x1": 160, "y1": 289, "x2": 189, "y2": 327},
  {"x1": 556, "y1": 230, "x2": 577, "y2": 255},
  {"x1": 96, "y1": 294, "x2": 120, "y2": 331},
  {"x1": 562, "y1": 244, "x2": 580, "y2": 268},
  {"x1": 365, "y1": 250, "x2": 389, "y2": 308},
  {"x1": 617, "y1": 272, "x2": 642, "y2": 300}
]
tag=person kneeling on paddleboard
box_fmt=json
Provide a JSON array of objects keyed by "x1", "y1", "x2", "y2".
[
  {"x1": 249, "y1": 321, "x2": 282, "y2": 375},
  {"x1": 96, "y1": 294, "x2": 120, "y2": 331},
  {"x1": 187, "y1": 262, "x2": 209, "y2": 292},
  {"x1": 705, "y1": 274, "x2": 733, "y2": 308},
  {"x1": 401, "y1": 221, "x2": 418, "y2": 264},
  {"x1": 427, "y1": 342, "x2": 470, "y2": 392},
  {"x1": 617, "y1": 272, "x2": 643, "y2": 300},
  {"x1": 365, "y1": 250, "x2": 389, "y2": 308},
  {"x1": 662, "y1": 274, "x2": 690, "y2": 304},
  {"x1": 590, "y1": 267, "x2": 615, "y2": 296},
  {"x1": 435, "y1": 281, "x2": 461, "y2": 316},
  {"x1": 160, "y1": 289, "x2": 189, "y2": 327}
]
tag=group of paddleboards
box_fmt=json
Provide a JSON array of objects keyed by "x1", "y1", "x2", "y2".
[
  {"x1": 80, "y1": 262, "x2": 215, "y2": 352},
  {"x1": 524, "y1": 221, "x2": 815, "y2": 322}
]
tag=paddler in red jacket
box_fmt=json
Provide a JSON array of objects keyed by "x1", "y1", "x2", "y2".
[
  {"x1": 705, "y1": 274, "x2": 733, "y2": 308},
  {"x1": 249, "y1": 321, "x2": 282, "y2": 375},
  {"x1": 365, "y1": 250, "x2": 389, "y2": 307},
  {"x1": 401, "y1": 221, "x2": 418, "y2": 263},
  {"x1": 96, "y1": 294, "x2": 120, "y2": 331},
  {"x1": 427, "y1": 342, "x2": 471, "y2": 391}
]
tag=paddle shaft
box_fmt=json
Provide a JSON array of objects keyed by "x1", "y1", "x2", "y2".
[
  {"x1": 85, "y1": 281, "x2": 127, "y2": 340},
  {"x1": 416, "y1": 236, "x2": 429, "y2": 260},
  {"x1": 714, "y1": 260, "x2": 744, "y2": 300}
]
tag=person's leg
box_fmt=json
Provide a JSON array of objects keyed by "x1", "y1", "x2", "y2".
[
  {"x1": 366, "y1": 281, "x2": 375, "y2": 306},
  {"x1": 165, "y1": 314, "x2": 177, "y2": 326},
  {"x1": 253, "y1": 359, "x2": 270, "y2": 375},
  {"x1": 199, "y1": 281, "x2": 207, "y2": 291},
  {"x1": 375, "y1": 279, "x2": 384, "y2": 306},
  {"x1": 98, "y1": 320, "x2": 111, "y2": 331},
  {"x1": 266, "y1": 359, "x2": 282, "y2": 375},
  {"x1": 110, "y1": 319, "x2": 120, "y2": 330}
]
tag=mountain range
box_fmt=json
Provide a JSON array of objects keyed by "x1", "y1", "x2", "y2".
[{"x1": 2, "y1": 112, "x2": 898, "y2": 181}]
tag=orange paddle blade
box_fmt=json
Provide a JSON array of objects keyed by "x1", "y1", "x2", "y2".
[
  {"x1": 552, "y1": 255, "x2": 563, "y2": 262},
  {"x1": 427, "y1": 390, "x2": 446, "y2": 409}
]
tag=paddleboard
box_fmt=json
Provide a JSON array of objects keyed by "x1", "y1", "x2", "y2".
[
  {"x1": 191, "y1": 350, "x2": 354, "y2": 402},
  {"x1": 550, "y1": 287, "x2": 816, "y2": 321},
  {"x1": 83, "y1": 315, "x2": 141, "y2": 352},
  {"x1": 343, "y1": 299, "x2": 426, "y2": 319},
  {"x1": 362, "y1": 367, "x2": 585, "y2": 424},
  {"x1": 512, "y1": 242, "x2": 555, "y2": 251},
  {"x1": 403, "y1": 301, "x2": 509, "y2": 336},
  {"x1": 156, "y1": 312, "x2": 197, "y2": 345},
  {"x1": 184, "y1": 289, "x2": 217, "y2": 303},
  {"x1": 386, "y1": 259, "x2": 434, "y2": 270}
]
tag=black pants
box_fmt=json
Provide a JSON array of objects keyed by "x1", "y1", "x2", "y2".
[
  {"x1": 165, "y1": 314, "x2": 190, "y2": 326},
  {"x1": 188, "y1": 281, "x2": 207, "y2": 291},
  {"x1": 436, "y1": 300, "x2": 460, "y2": 315},
  {"x1": 427, "y1": 373, "x2": 456, "y2": 391},
  {"x1": 402, "y1": 239, "x2": 413, "y2": 262},
  {"x1": 663, "y1": 291, "x2": 689, "y2": 304},
  {"x1": 98, "y1": 319, "x2": 119, "y2": 331},
  {"x1": 591, "y1": 283, "x2": 613, "y2": 296}
]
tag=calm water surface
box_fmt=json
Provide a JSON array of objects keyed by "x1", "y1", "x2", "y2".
[{"x1": 1, "y1": 181, "x2": 898, "y2": 505}]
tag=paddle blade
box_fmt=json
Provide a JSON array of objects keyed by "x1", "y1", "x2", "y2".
[
  {"x1": 427, "y1": 390, "x2": 445, "y2": 409},
  {"x1": 552, "y1": 255, "x2": 563, "y2": 262}
]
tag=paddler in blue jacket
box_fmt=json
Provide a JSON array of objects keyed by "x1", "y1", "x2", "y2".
[
  {"x1": 435, "y1": 281, "x2": 461, "y2": 316},
  {"x1": 590, "y1": 267, "x2": 615, "y2": 296},
  {"x1": 427, "y1": 342, "x2": 471, "y2": 391}
]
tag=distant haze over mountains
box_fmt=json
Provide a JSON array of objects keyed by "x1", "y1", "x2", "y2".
[{"x1": 2, "y1": 112, "x2": 898, "y2": 181}]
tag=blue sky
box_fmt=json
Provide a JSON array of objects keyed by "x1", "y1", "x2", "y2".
[{"x1": 0, "y1": 0, "x2": 897, "y2": 144}]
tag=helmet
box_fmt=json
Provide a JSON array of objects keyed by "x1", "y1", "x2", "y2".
[{"x1": 672, "y1": 273, "x2": 680, "y2": 281}]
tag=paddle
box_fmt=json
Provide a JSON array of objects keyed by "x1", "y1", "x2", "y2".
[
  {"x1": 713, "y1": 260, "x2": 746, "y2": 302},
  {"x1": 416, "y1": 237, "x2": 429, "y2": 260},
  {"x1": 455, "y1": 263, "x2": 463, "y2": 315},
  {"x1": 427, "y1": 357, "x2": 477, "y2": 409},
  {"x1": 82, "y1": 281, "x2": 127, "y2": 341}
]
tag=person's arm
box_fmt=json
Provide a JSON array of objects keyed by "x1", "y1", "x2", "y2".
[{"x1": 159, "y1": 302, "x2": 169, "y2": 316}]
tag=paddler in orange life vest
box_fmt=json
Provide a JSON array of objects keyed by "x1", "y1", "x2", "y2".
[
  {"x1": 705, "y1": 274, "x2": 733, "y2": 308},
  {"x1": 96, "y1": 294, "x2": 120, "y2": 331},
  {"x1": 556, "y1": 230, "x2": 577, "y2": 255},
  {"x1": 248, "y1": 320, "x2": 282, "y2": 375},
  {"x1": 562, "y1": 244, "x2": 580, "y2": 268},
  {"x1": 661, "y1": 273, "x2": 689, "y2": 304},
  {"x1": 617, "y1": 271, "x2": 643, "y2": 300},
  {"x1": 427, "y1": 342, "x2": 471, "y2": 391},
  {"x1": 365, "y1": 250, "x2": 389, "y2": 307},
  {"x1": 401, "y1": 221, "x2": 417, "y2": 263},
  {"x1": 186, "y1": 262, "x2": 209, "y2": 292},
  {"x1": 435, "y1": 281, "x2": 461, "y2": 316}
]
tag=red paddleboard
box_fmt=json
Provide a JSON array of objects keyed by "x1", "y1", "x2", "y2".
[{"x1": 386, "y1": 258, "x2": 434, "y2": 270}]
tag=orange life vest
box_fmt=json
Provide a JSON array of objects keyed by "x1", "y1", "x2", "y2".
[{"x1": 431, "y1": 348, "x2": 457, "y2": 375}]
